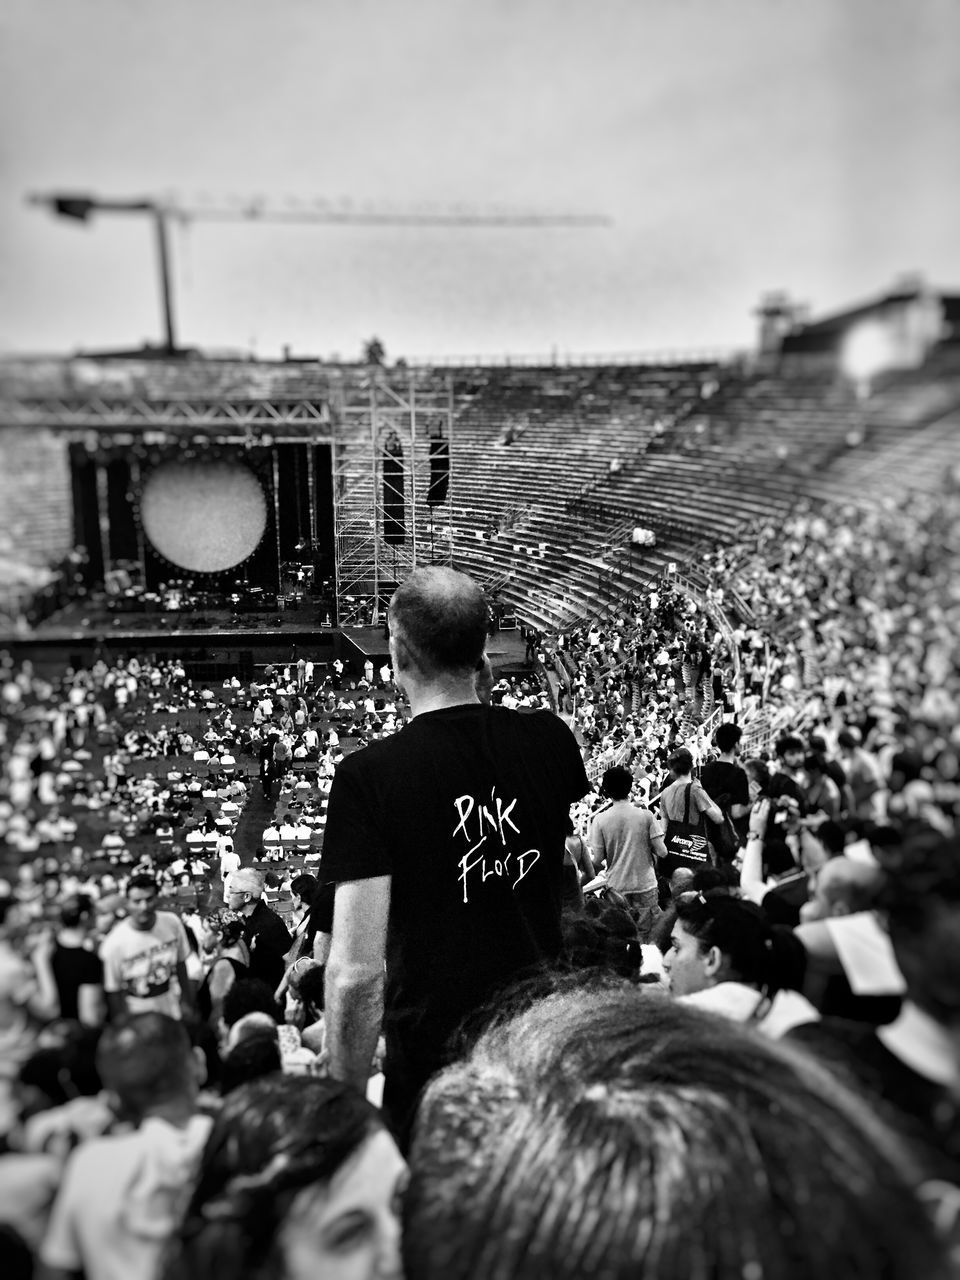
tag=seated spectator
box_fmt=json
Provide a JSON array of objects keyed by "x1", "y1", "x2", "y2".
[
  {"x1": 40, "y1": 1013, "x2": 212, "y2": 1280},
  {"x1": 403, "y1": 984, "x2": 952, "y2": 1280},
  {"x1": 664, "y1": 891, "x2": 818, "y2": 1037},
  {"x1": 162, "y1": 1076, "x2": 405, "y2": 1280}
]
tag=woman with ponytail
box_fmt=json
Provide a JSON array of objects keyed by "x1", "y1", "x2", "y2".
[{"x1": 664, "y1": 892, "x2": 819, "y2": 1037}]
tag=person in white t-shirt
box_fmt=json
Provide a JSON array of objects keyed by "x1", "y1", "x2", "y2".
[
  {"x1": 40, "y1": 1013, "x2": 212, "y2": 1280},
  {"x1": 219, "y1": 838, "x2": 240, "y2": 885},
  {"x1": 100, "y1": 875, "x2": 193, "y2": 1021}
]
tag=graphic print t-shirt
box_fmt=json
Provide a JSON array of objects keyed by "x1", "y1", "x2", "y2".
[
  {"x1": 321, "y1": 704, "x2": 589, "y2": 1075},
  {"x1": 100, "y1": 914, "x2": 189, "y2": 1019}
]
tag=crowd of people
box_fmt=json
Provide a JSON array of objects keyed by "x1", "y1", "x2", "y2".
[{"x1": 0, "y1": 502, "x2": 957, "y2": 1276}]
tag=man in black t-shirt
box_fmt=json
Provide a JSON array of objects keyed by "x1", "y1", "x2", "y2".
[
  {"x1": 700, "y1": 722, "x2": 752, "y2": 845},
  {"x1": 322, "y1": 567, "x2": 589, "y2": 1148}
]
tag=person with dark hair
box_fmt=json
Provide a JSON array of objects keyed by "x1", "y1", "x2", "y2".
[
  {"x1": 322, "y1": 566, "x2": 589, "y2": 1148},
  {"x1": 665, "y1": 892, "x2": 817, "y2": 1037},
  {"x1": 196, "y1": 910, "x2": 250, "y2": 1027},
  {"x1": 804, "y1": 752, "x2": 843, "y2": 820},
  {"x1": 51, "y1": 893, "x2": 105, "y2": 1026},
  {"x1": 561, "y1": 816, "x2": 596, "y2": 911},
  {"x1": 161, "y1": 1075, "x2": 406, "y2": 1280},
  {"x1": 791, "y1": 828, "x2": 960, "y2": 1180},
  {"x1": 588, "y1": 766, "x2": 665, "y2": 939},
  {"x1": 40, "y1": 1013, "x2": 211, "y2": 1280},
  {"x1": 219, "y1": 1030, "x2": 282, "y2": 1096},
  {"x1": 657, "y1": 747, "x2": 722, "y2": 877},
  {"x1": 403, "y1": 983, "x2": 951, "y2": 1280},
  {"x1": 220, "y1": 979, "x2": 283, "y2": 1036},
  {"x1": 700, "y1": 721, "x2": 751, "y2": 845},
  {"x1": 101, "y1": 873, "x2": 194, "y2": 1021}
]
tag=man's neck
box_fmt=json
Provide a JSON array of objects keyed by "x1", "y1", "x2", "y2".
[{"x1": 405, "y1": 679, "x2": 480, "y2": 719}]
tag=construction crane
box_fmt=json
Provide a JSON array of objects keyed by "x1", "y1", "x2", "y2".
[{"x1": 28, "y1": 191, "x2": 612, "y2": 354}]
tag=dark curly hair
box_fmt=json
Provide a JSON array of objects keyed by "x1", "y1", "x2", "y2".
[{"x1": 162, "y1": 1075, "x2": 382, "y2": 1280}]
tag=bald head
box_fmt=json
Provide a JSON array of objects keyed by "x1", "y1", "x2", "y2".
[
  {"x1": 817, "y1": 857, "x2": 885, "y2": 917},
  {"x1": 389, "y1": 567, "x2": 488, "y2": 680}
]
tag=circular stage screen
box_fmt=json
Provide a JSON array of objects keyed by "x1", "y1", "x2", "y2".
[{"x1": 141, "y1": 458, "x2": 268, "y2": 573}]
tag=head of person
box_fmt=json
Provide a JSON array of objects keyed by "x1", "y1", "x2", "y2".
[
  {"x1": 289, "y1": 874, "x2": 317, "y2": 912},
  {"x1": 225, "y1": 867, "x2": 264, "y2": 917},
  {"x1": 125, "y1": 872, "x2": 160, "y2": 932},
  {"x1": 97, "y1": 1013, "x2": 200, "y2": 1123},
  {"x1": 388, "y1": 567, "x2": 488, "y2": 690},
  {"x1": 836, "y1": 728, "x2": 861, "y2": 758},
  {"x1": 668, "y1": 867, "x2": 696, "y2": 900},
  {"x1": 164, "y1": 1075, "x2": 406, "y2": 1280},
  {"x1": 713, "y1": 722, "x2": 742, "y2": 756},
  {"x1": 775, "y1": 735, "x2": 805, "y2": 771},
  {"x1": 202, "y1": 909, "x2": 246, "y2": 954},
  {"x1": 879, "y1": 828, "x2": 960, "y2": 1035},
  {"x1": 600, "y1": 766, "x2": 633, "y2": 802},
  {"x1": 403, "y1": 983, "x2": 949, "y2": 1280},
  {"x1": 665, "y1": 893, "x2": 804, "y2": 998},
  {"x1": 666, "y1": 747, "x2": 694, "y2": 780},
  {"x1": 799, "y1": 855, "x2": 886, "y2": 924},
  {"x1": 220, "y1": 1029, "x2": 282, "y2": 1095},
  {"x1": 59, "y1": 893, "x2": 94, "y2": 932}
]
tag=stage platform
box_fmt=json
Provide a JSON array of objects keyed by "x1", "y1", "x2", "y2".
[{"x1": 5, "y1": 609, "x2": 529, "y2": 677}]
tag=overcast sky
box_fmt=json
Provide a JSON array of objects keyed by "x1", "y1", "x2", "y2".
[{"x1": 2, "y1": 0, "x2": 958, "y2": 361}]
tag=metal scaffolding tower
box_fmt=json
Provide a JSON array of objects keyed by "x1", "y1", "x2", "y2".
[{"x1": 331, "y1": 370, "x2": 455, "y2": 626}]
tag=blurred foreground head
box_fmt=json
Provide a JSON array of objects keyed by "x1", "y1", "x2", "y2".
[{"x1": 403, "y1": 980, "x2": 951, "y2": 1280}]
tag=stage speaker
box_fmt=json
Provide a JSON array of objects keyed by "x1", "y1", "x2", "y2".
[{"x1": 428, "y1": 438, "x2": 450, "y2": 505}]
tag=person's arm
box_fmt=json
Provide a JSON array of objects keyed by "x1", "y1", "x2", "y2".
[
  {"x1": 649, "y1": 815, "x2": 668, "y2": 862},
  {"x1": 313, "y1": 930, "x2": 332, "y2": 965},
  {"x1": 729, "y1": 800, "x2": 752, "y2": 820},
  {"x1": 574, "y1": 837, "x2": 596, "y2": 883},
  {"x1": 206, "y1": 957, "x2": 237, "y2": 1024},
  {"x1": 697, "y1": 785, "x2": 723, "y2": 825},
  {"x1": 176, "y1": 960, "x2": 195, "y2": 1018},
  {"x1": 324, "y1": 876, "x2": 389, "y2": 1094},
  {"x1": 739, "y1": 798, "x2": 770, "y2": 904},
  {"x1": 26, "y1": 931, "x2": 61, "y2": 1022},
  {"x1": 76, "y1": 983, "x2": 106, "y2": 1028},
  {"x1": 588, "y1": 819, "x2": 606, "y2": 871}
]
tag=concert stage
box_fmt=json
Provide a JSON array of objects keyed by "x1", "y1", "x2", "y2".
[{"x1": 7, "y1": 610, "x2": 528, "y2": 679}]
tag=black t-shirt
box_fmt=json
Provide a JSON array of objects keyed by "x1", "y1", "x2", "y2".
[
  {"x1": 699, "y1": 760, "x2": 750, "y2": 810},
  {"x1": 321, "y1": 703, "x2": 589, "y2": 1087},
  {"x1": 789, "y1": 1017, "x2": 959, "y2": 1179},
  {"x1": 51, "y1": 942, "x2": 104, "y2": 1021},
  {"x1": 700, "y1": 759, "x2": 751, "y2": 840},
  {"x1": 242, "y1": 901, "x2": 292, "y2": 989}
]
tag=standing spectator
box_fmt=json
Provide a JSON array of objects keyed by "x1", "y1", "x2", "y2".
[
  {"x1": 217, "y1": 834, "x2": 240, "y2": 887},
  {"x1": 51, "y1": 894, "x2": 105, "y2": 1026},
  {"x1": 837, "y1": 728, "x2": 886, "y2": 822},
  {"x1": 101, "y1": 874, "x2": 194, "y2": 1022},
  {"x1": 322, "y1": 567, "x2": 589, "y2": 1149},
  {"x1": 699, "y1": 723, "x2": 752, "y2": 844},
  {"x1": 225, "y1": 867, "x2": 291, "y2": 990},
  {"x1": 589, "y1": 766, "x2": 666, "y2": 939}
]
